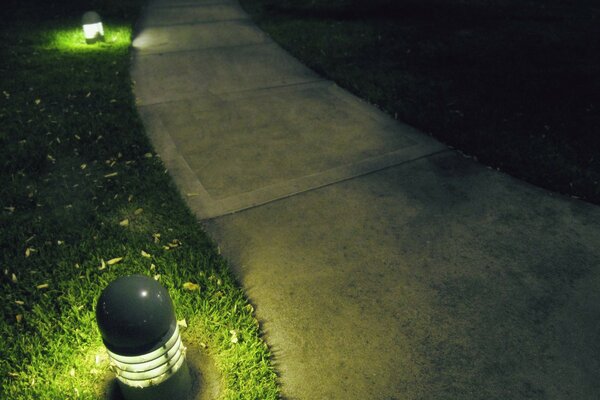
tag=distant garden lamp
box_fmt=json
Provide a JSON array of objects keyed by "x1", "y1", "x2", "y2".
[
  {"x1": 96, "y1": 275, "x2": 192, "y2": 400},
  {"x1": 82, "y1": 11, "x2": 104, "y2": 44}
]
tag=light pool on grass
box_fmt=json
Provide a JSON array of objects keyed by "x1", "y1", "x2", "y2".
[
  {"x1": 45, "y1": 24, "x2": 131, "y2": 52},
  {"x1": 1, "y1": 4, "x2": 279, "y2": 399}
]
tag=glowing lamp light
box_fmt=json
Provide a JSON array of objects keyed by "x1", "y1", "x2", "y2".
[
  {"x1": 96, "y1": 275, "x2": 192, "y2": 400},
  {"x1": 82, "y1": 11, "x2": 104, "y2": 44}
]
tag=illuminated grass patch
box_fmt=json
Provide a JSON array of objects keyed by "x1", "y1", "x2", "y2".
[
  {"x1": 0, "y1": 2, "x2": 279, "y2": 399},
  {"x1": 45, "y1": 25, "x2": 131, "y2": 52}
]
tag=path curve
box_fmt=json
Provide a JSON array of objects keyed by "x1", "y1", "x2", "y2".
[{"x1": 132, "y1": 1, "x2": 600, "y2": 398}]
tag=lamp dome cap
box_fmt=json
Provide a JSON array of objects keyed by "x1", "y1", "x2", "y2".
[
  {"x1": 82, "y1": 11, "x2": 102, "y2": 25},
  {"x1": 96, "y1": 275, "x2": 176, "y2": 356}
]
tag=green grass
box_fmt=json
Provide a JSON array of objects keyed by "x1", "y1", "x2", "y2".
[
  {"x1": 0, "y1": 1, "x2": 278, "y2": 398},
  {"x1": 239, "y1": 0, "x2": 600, "y2": 204}
]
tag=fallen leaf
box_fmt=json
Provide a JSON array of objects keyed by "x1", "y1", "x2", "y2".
[
  {"x1": 104, "y1": 172, "x2": 118, "y2": 178},
  {"x1": 25, "y1": 247, "x2": 35, "y2": 257},
  {"x1": 153, "y1": 274, "x2": 161, "y2": 281},
  {"x1": 80, "y1": 163, "x2": 87, "y2": 170},
  {"x1": 167, "y1": 239, "x2": 181, "y2": 248},
  {"x1": 177, "y1": 319, "x2": 188, "y2": 329},
  {"x1": 4, "y1": 206, "x2": 15, "y2": 213},
  {"x1": 11, "y1": 273, "x2": 17, "y2": 283},
  {"x1": 36, "y1": 283, "x2": 49, "y2": 289},
  {"x1": 150, "y1": 263, "x2": 156, "y2": 271},
  {"x1": 134, "y1": 208, "x2": 143, "y2": 215},
  {"x1": 35, "y1": 98, "x2": 41, "y2": 105},
  {"x1": 141, "y1": 250, "x2": 151, "y2": 258},
  {"x1": 128, "y1": 194, "x2": 133, "y2": 202},
  {"x1": 182, "y1": 282, "x2": 200, "y2": 291},
  {"x1": 99, "y1": 259, "x2": 106, "y2": 270},
  {"x1": 57, "y1": 240, "x2": 64, "y2": 245},
  {"x1": 15, "y1": 300, "x2": 24, "y2": 305},
  {"x1": 16, "y1": 314, "x2": 23, "y2": 323},
  {"x1": 152, "y1": 233, "x2": 161, "y2": 243},
  {"x1": 69, "y1": 368, "x2": 75, "y2": 377},
  {"x1": 144, "y1": 153, "x2": 153, "y2": 158},
  {"x1": 230, "y1": 330, "x2": 239, "y2": 344},
  {"x1": 106, "y1": 257, "x2": 123, "y2": 265},
  {"x1": 119, "y1": 218, "x2": 129, "y2": 227}
]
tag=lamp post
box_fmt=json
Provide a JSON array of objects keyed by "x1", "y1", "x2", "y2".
[
  {"x1": 96, "y1": 275, "x2": 192, "y2": 400},
  {"x1": 82, "y1": 11, "x2": 104, "y2": 44}
]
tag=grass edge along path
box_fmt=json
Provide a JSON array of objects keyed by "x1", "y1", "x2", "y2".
[
  {"x1": 238, "y1": 0, "x2": 600, "y2": 205},
  {"x1": 0, "y1": 1, "x2": 279, "y2": 399}
]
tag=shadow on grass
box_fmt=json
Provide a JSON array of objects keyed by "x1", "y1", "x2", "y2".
[
  {"x1": 242, "y1": 0, "x2": 600, "y2": 203},
  {"x1": 264, "y1": 0, "x2": 570, "y2": 24}
]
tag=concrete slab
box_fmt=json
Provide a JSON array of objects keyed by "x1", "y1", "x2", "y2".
[
  {"x1": 204, "y1": 152, "x2": 600, "y2": 399},
  {"x1": 132, "y1": 20, "x2": 268, "y2": 54},
  {"x1": 140, "y1": 3, "x2": 248, "y2": 27},
  {"x1": 132, "y1": 0, "x2": 443, "y2": 220},
  {"x1": 132, "y1": 43, "x2": 320, "y2": 105},
  {"x1": 138, "y1": 81, "x2": 445, "y2": 217},
  {"x1": 152, "y1": 82, "x2": 428, "y2": 197}
]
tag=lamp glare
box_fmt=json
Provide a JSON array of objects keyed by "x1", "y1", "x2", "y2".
[{"x1": 82, "y1": 11, "x2": 104, "y2": 44}]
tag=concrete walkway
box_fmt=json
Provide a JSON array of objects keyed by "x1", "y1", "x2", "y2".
[{"x1": 131, "y1": 1, "x2": 600, "y2": 399}]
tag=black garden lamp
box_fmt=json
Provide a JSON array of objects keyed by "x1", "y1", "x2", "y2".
[{"x1": 96, "y1": 275, "x2": 192, "y2": 400}]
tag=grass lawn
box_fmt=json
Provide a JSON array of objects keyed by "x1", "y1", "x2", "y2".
[
  {"x1": 0, "y1": 1, "x2": 278, "y2": 398},
  {"x1": 239, "y1": 0, "x2": 600, "y2": 204}
]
